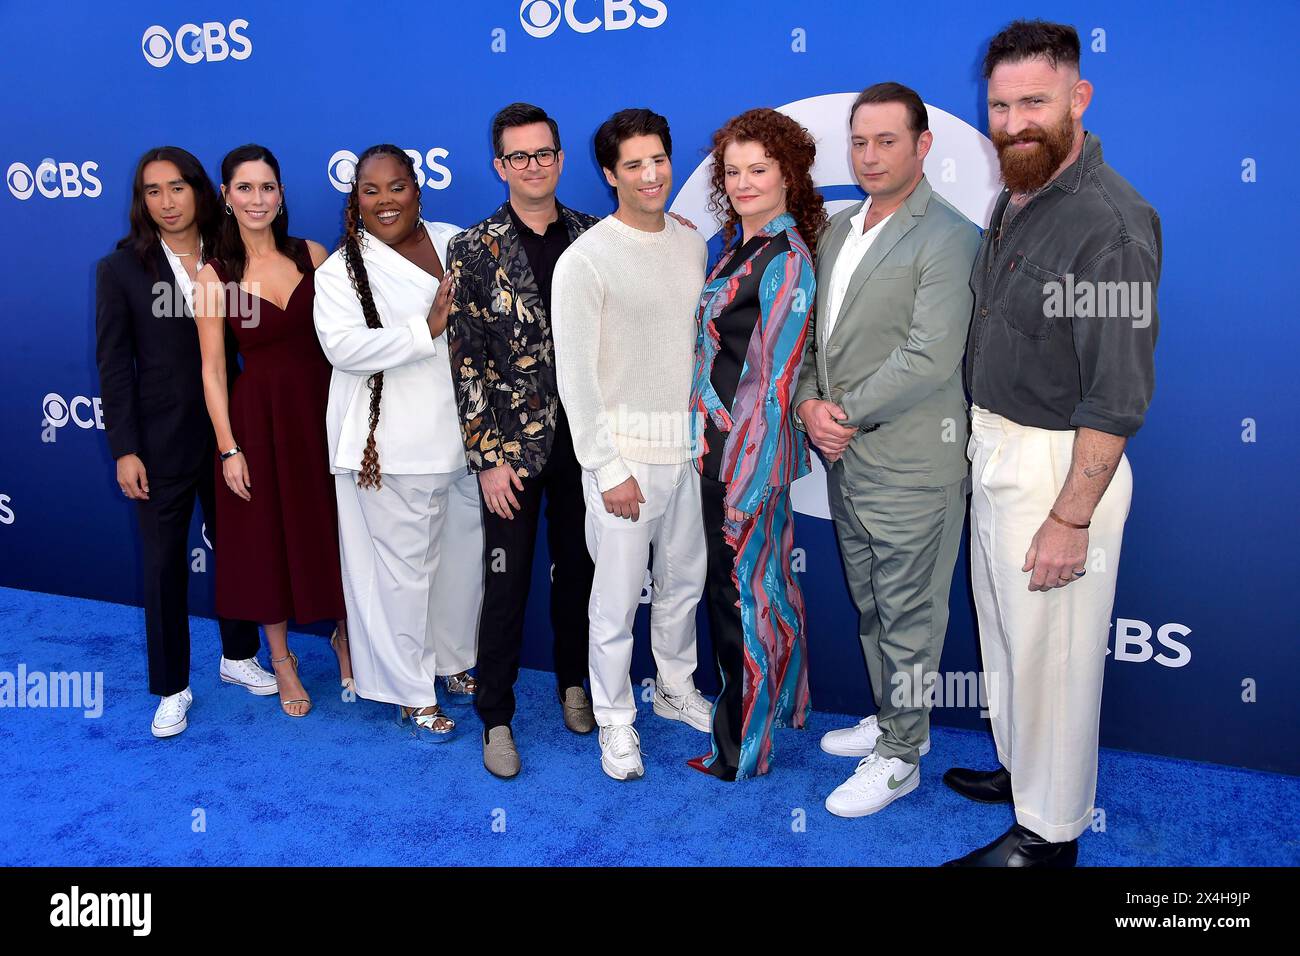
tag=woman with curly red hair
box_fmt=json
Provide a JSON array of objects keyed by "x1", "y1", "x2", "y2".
[{"x1": 686, "y1": 108, "x2": 827, "y2": 780}]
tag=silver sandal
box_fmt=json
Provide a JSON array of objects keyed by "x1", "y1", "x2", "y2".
[
  {"x1": 443, "y1": 671, "x2": 478, "y2": 698},
  {"x1": 395, "y1": 704, "x2": 455, "y2": 742}
]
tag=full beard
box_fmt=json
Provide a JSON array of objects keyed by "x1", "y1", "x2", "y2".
[{"x1": 992, "y1": 111, "x2": 1076, "y2": 194}]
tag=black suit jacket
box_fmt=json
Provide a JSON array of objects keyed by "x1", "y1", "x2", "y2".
[{"x1": 94, "y1": 243, "x2": 241, "y2": 477}]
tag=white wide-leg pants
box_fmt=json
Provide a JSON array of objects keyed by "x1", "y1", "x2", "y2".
[
  {"x1": 335, "y1": 468, "x2": 484, "y2": 708},
  {"x1": 969, "y1": 405, "x2": 1133, "y2": 842}
]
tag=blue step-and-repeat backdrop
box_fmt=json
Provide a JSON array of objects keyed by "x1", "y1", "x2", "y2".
[{"x1": 2, "y1": 1, "x2": 1296, "y2": 775}]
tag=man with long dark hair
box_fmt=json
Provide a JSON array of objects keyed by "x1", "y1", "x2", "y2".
[{"x1": 95, "y1": 147, "x2": 273, "y2": 738}]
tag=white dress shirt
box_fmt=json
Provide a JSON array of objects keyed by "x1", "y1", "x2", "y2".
[
  {"x1": 160, "y1": 237, "x2": 201, "y2": 315},
  {"x1": 823, "y1": 200, "x2": 894, "y2": 341},
  {"x1": 313, "y1": 219, "x2": 468, "y2": 476}
]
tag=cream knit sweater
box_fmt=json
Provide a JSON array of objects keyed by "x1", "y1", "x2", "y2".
[{"x1": 552, "y1": 213, "x2": 707, "y2": 492}]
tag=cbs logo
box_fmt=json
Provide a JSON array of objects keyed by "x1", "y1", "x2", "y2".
[
  {"x1": 519, "y1": 0, "x2": 668, "y2": 38},
  {"x1": 1109, "y1": 619, "x2": 1192, "y2": 668},
  {"x1": 7, "y1": 161, "x2": 102, "y2": 200},
  {"x1": 141, "y1": 20, "x2": 252, "y2": 68},
  {"x1": 327, "y1": 148, "x2": 452, "y2": 194},
  {"x1": 41, "y1": 393, "x2": 105, "y2": 433}
]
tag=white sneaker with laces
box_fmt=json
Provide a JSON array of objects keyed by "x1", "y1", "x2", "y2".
[
  {"x1": 598, "y1": 724, "x2": 644, "y2": 781},
  {"x1": 819, "y1": 714, "x2": 930, "y2": 757},
  {"x1": 152, "y1": 687, "x2": 193, "y2": 738},
  {"x1": 219, "y1": 655, "x2": 278, "y2": 696},
  {"x1": 652, "y1": 682, "x2": 712, "y2": 733},
  {"x1": 824, "y1": 752, "x2": 919, "y2": 817}
]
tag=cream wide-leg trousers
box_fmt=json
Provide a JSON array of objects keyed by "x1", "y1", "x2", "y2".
[
  {"x1": 968, "y1": 405, "x2": 1133, "y2": 842},
  {"x1": 335, "y1": 468, "x2": 484, "y2": 708}
]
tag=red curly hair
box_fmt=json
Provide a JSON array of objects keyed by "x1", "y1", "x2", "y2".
[{"x1": 706, "y1": 107, "x2": 828, "y2": 255}]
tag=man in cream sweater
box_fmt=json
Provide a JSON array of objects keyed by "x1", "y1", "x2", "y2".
[{"x1": 552, "y1": 108, "x2": 711, "y2": 781}]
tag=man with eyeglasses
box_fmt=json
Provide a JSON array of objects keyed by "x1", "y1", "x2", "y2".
[{"x1": 446, "y1": 102, "x2": 600, "y2": 778}]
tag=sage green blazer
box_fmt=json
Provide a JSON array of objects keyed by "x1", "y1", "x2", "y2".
[{"x1": 794, "y1": 176, "x2": 980, "y2": 488}]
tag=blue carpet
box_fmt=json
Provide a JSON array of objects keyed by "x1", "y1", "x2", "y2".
[{"x1": 1, "y1": 586, "x2": 1296, "y2": 866}]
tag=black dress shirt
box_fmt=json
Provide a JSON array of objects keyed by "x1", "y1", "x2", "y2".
[
  {"x1": 702, "y1": 231, "x2": 790, "y2": 479},
  {"x1": 507, "y1": 201, "x2": 570, "y2": 315}
]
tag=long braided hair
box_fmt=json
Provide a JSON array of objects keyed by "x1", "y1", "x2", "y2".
[{"x1": 341, "y1": 144, "x2": 422, "y2": 490}]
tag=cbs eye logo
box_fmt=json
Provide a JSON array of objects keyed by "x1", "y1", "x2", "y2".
[
  {"x1": 41, "y1": 392, "x2": 105, "y2": 442},
  {"x1": 7, "y1": 161, "x2": 102, "y2": 200},
  {"x1": 141, "y1": 20, "x2": 252, "y2": 68},
  {"x1": 519, "y1": 0, "x2": 668, "y2": 38},
  {"x1": 327, "y1": 148, "x2": 453, "y2": 193}
]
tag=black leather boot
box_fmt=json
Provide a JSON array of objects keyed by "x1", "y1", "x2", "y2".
[
  {"x1": 942, "y1": 823, "x2": 1079, "y2": 867},
  {"x1": 942, "y1": 766, "x2": 1012, "y2": 803}
]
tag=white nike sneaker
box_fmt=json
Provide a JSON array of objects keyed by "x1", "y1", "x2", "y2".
[
  {"x1": 219, "y1": 655, "x2": 278, "y2": 696},
  {"x1": 819, "y1": 714, "x2": 930, "y2": 757},
  {"x1": 152, "y1": 687, "x2": 193, "y2": 738},
  {"x1": 652, "y1": 682, "x2": 712, "y2": 733},
  {"x1": 598, "y1": 724, "x2": 644, "y2": 781},
  {"x1": 824, "y1": 752, "x2": 919, "y2": 817}
]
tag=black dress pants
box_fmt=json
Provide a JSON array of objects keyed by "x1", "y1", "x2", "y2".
[
  {"x1": 697, "y1": 472, "x2": 744, "y2": 781},
  {"x1": 473, "y1": 407, "x2": 594, "y2": 732},
  {"x1": 135, "y1": 462, "x2": 260, "y2": 696}
]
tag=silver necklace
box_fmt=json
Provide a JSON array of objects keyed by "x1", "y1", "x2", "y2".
[{"x1": 163, "y1": 238, "x2": 202, "y2": 259}]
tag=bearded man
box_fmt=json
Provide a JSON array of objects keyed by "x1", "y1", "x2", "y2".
[{"x1": 943, "y1": 19, "x2": 1162, "y2": 867}]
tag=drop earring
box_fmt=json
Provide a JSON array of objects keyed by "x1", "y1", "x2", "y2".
[{"x1": 225, "y1": 203, "x2": 233, "y2": 215}]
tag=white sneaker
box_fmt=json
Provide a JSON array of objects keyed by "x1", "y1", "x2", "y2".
[
  {"x1": 819, "y1": 714, "x2": 930, "y2": 757},
  {"x1": 653, "y1": 682, "x2": 712, "y2": 733},
  {"x1": 598, "y1": 724, "x2": 644, "y2": 781},
  {"x1": 220, "y1": 655, "x2": 278, "y2": 696},
  {"x1": 825, "y1": 752, "x2": 919, "y2": 817},
  {"x1": 152, "y1": 688, "x2": 193, "y2": 738}
]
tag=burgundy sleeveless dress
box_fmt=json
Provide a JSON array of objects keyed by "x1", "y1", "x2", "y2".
[{"x1": 209, "y1": 241, "x2": 345, "y2": 626}]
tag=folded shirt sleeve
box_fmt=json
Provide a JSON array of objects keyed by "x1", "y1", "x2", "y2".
[{"x1": 1068, "y1": 225, "x2": 1161, "y2": 437}]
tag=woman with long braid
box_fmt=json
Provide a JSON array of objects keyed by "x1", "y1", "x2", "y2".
[{"x1": 313, "y1": 145, "x2": 483, "y2": 739}]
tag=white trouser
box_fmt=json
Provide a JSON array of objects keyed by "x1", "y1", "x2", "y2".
[
  {"x1": 582, "y1": 458, "x2": 706, "y2": 727},
  {"x1": 968, "y1": 405, "x2": 1132, "y2": 842},
  {"x1": 335, "y1": 468, "x2": 484, "y2": 708}
]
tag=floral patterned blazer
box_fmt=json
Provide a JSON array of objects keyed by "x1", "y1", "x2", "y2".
[{"x1": 446, "y1": 201, "x2": 599, "y2": 477}]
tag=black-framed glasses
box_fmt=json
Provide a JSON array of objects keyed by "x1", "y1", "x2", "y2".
[{"x1": 501, "y1": 148, "x2": 558, "y2": 170}]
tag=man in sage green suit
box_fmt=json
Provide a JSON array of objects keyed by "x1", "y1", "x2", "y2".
[{"x1": 793, "y1": 83, "x2": 979, "y2": 818}]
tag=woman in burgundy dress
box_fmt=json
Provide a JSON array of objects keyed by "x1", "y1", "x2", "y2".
[{"x1": 194, "y1": 144, "x2": 351, "y2": 717}]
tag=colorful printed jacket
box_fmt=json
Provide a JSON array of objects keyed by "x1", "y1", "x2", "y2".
[
  {"x1": 689, "y1": 212, "x2": 815, "y2": 514},
  {"x1": 446, "y1": 201, "x2": 599, "y2": 477}
]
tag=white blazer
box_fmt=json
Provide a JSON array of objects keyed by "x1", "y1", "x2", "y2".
[{"x1": 314, "y1": 219, "x2": 468, "y2": 476}]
